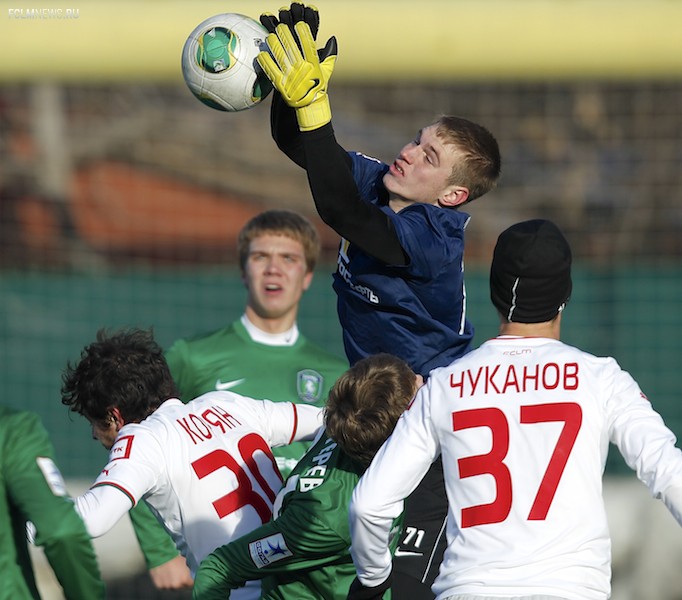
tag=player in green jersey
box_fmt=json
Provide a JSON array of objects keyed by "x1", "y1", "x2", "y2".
[
  {"x1": 0, "y1": 406, "x2": 105, "y2": 600},
  {"x1": 131, "y1": 210, "x2": 348, "y2": 589},
  {"x1": 192, "y1": 353, "x2": 422, "y2": 600},
  {"x1": 169, "y1": 209, "x2": 347, "y2": 477}
]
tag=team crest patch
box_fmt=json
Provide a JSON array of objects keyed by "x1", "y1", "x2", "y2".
[
  {"x1": 297, "y1": 369, "x2": 323, "y2": 403},
  {"x1": 249, "y1": 533, "x2": 293, "y2": 568}
]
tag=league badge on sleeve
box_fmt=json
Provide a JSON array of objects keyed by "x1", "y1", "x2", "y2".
[
  {"x1": 249, "y1": 533, "x2": 293, "y2": 568},
  {"x1": 36, "y1": 457, "x2": 68, "y2": 496}
]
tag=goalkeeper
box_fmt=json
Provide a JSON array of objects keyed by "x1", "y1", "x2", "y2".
[{"x1": 256, "y1": 4, "x2": 501, "y2": 599}]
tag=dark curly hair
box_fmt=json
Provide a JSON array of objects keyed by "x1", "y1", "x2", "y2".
[
  {"x1": 61, "y1": 328, "x2": 178, "y2": 425},
  {"x1": 325, "y1": 353, "x2": 417, "y2": 467}
]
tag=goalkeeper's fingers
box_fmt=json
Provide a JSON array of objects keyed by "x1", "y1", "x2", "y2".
[
  {"x1": 315, "y1": 36, "x2": 338, "y2": 91},
  {"x1": 302, "y1": 4, "x2": 320, "y2": 39},
  {"x1": 259, "y1": 26, "x2": 299, "y2": 80},
  {"x1": 279, "y1": 3, "x2": 299, "y2": 29},
  {"x1": 256, "y1": 49, "x2": 285, "y2": 91},
  {"x1": 293, "y1": 24, "x2": 337, "y2": 85},
  {"x1": 259, "y1": 12, "x2": 279, "y2": 34},
  {"x1": 275, "y1": 23, "x2": 306, "y2": 67},
  {"x1": 257, "y1": 28, "x2": 295, "y2": 92},
  {"x1": 318, "y1": 35, "x2": 338, "y2": 63},
  {"x1": 294, "y1": 21, "x2": 321, "y2": 65},
  {"x1": 279, "y1": 3, "x2": 320, "y2": 38},
  {"x1": 257, "y1": 36, "x2": 319, "y2": 108}
]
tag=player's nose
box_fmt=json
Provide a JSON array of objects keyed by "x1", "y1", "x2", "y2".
[
  {"x1": 264, "y1": 257, "x2": 283, "y2": 274},
  {"x1": 399, "y1": 142, "x2": 417, "y2": 163}
]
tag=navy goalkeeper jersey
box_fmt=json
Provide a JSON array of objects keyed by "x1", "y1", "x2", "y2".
[{"x1": 334, "y1": 151, "x2": 474, "y2": 376}]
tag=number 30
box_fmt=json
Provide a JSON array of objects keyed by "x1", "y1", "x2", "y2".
[
  {"x1": 452, "y1": 402, "x2": 582, "y2": 527},
  {"x1": 191, "y1": 433, "x2": 281, "y2": 523}
]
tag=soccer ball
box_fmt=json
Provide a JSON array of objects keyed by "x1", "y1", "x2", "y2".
[{"x1": 181, "y1": 13, "x2": 273, "y2": 112}]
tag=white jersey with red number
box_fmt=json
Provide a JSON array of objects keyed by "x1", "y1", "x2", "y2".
[
  {"x1": 88, "y1": 393, "x2": 322, "y2": 579},
  {"x1": 349, "y1": 336, "x2": 682, "y2": 600}
]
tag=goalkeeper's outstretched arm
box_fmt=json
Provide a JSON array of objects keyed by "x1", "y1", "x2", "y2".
[
  {"x1": 270, "y1": 85, "x2": 407, "y2": 266},
  {"x1": 270, "y1": 91, "x2": 305, "y2": 167},
  {"x1": 259, "y1": 3, "x2": 407, "y2": 266},
  {"x1": 302, "y1": 124, "x2": 408, "y2": 266},
  {"x1": 262, "y1": 3, "x2": 322, "y2": 166}
]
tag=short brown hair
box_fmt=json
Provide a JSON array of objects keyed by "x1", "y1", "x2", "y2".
[
  {"x1": 237, "y1": 210, "x2": 320, "y2": 273},
  {"x1": 325, "y1": 353, "x2": 417, "y2": 467},
  {"x1": 435, "y1": 115, "x2": 501, "y2": 202}
]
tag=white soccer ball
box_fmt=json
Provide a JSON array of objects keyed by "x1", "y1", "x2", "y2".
[{"x1": 181, "y1": 13, "x2": 273, "y2": 112}]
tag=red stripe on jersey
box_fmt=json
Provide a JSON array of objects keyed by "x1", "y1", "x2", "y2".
[
  {"x1": 92, "y1": 481, "x2": 137, "y2": 506},
  {"x1": 288, "y1": 403, "x2": 299, "y2": 444}
]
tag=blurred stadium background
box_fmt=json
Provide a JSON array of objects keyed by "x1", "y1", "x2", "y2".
[{"x1": 1, "y1": 0, "x2": 682, "y2": 598}]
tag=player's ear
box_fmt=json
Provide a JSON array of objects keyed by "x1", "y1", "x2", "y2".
[
  {"x1": 438, "y1": 186, "x2": 469, "y2": 208},
  {"x1": 110, "y1": 407, "x2": 125, "y2": 430},
  {"x1": 302, "y1": 270, "x2": 314, "y2": 291},
  {"x1": 240, "y1": 267, "x2": 250, "y2": 288}
]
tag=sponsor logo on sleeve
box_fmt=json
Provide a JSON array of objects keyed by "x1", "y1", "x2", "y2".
[
  {"x1": 110, "y1": 434, "x2": 134, "y2": 460},
  {"x1": 248, "y1": 533, "x2": 293, "y2": 568}
]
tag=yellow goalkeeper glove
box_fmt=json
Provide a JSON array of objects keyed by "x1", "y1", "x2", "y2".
[
  {"x1": 257, "y1": 20, "x2": 337, "y2": 131},
  {"x1": 260, "y1": 3, "x2": 320, "y2": 39}
]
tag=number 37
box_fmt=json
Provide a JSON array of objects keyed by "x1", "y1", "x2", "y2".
[{"x1": 452, "y1": 402, "x2": 582, "y2": 528}]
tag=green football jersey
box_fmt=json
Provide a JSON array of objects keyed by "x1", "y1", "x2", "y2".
[
  {"x1": 192, "y1": 432, "x2": 402, "y2": 600},
  {"x1": 132, "y1": 320, "x2": 348, "y2": 570},
  {"x1": 165, "y1": 319, "x2": 348, "y2": 477},
  {"x1": 0, "y1": 406, "x2": 105, "y2": 600}
]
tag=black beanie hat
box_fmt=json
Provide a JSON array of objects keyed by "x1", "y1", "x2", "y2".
[{"x1": 490, "y1": 219, "x2": 572, "y2": 323}]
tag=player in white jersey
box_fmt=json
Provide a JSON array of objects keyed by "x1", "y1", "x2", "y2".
[
  {"x1": 60, "y1": 328, "x2": 323, "y2": 600},
  {"x1": 348, "y1": 219, "x2": 682, "y2": 600}
]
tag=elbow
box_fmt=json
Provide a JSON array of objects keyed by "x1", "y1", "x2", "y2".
[
  {"x1": 38, "y1": 516, "x2": 97, "y2": 551},
  {"x1": 82, "y1": 518, "x2": 108, "y2": 539},
  {"x1": 314, "y1": 203, "x2": 344, "y2": 231},
  {"x1": 349, "y1": 489, "x2": 371, "y2": 527},
  {"x1": 194, "y1": 555, "x2": 233, "y2": 599}
]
